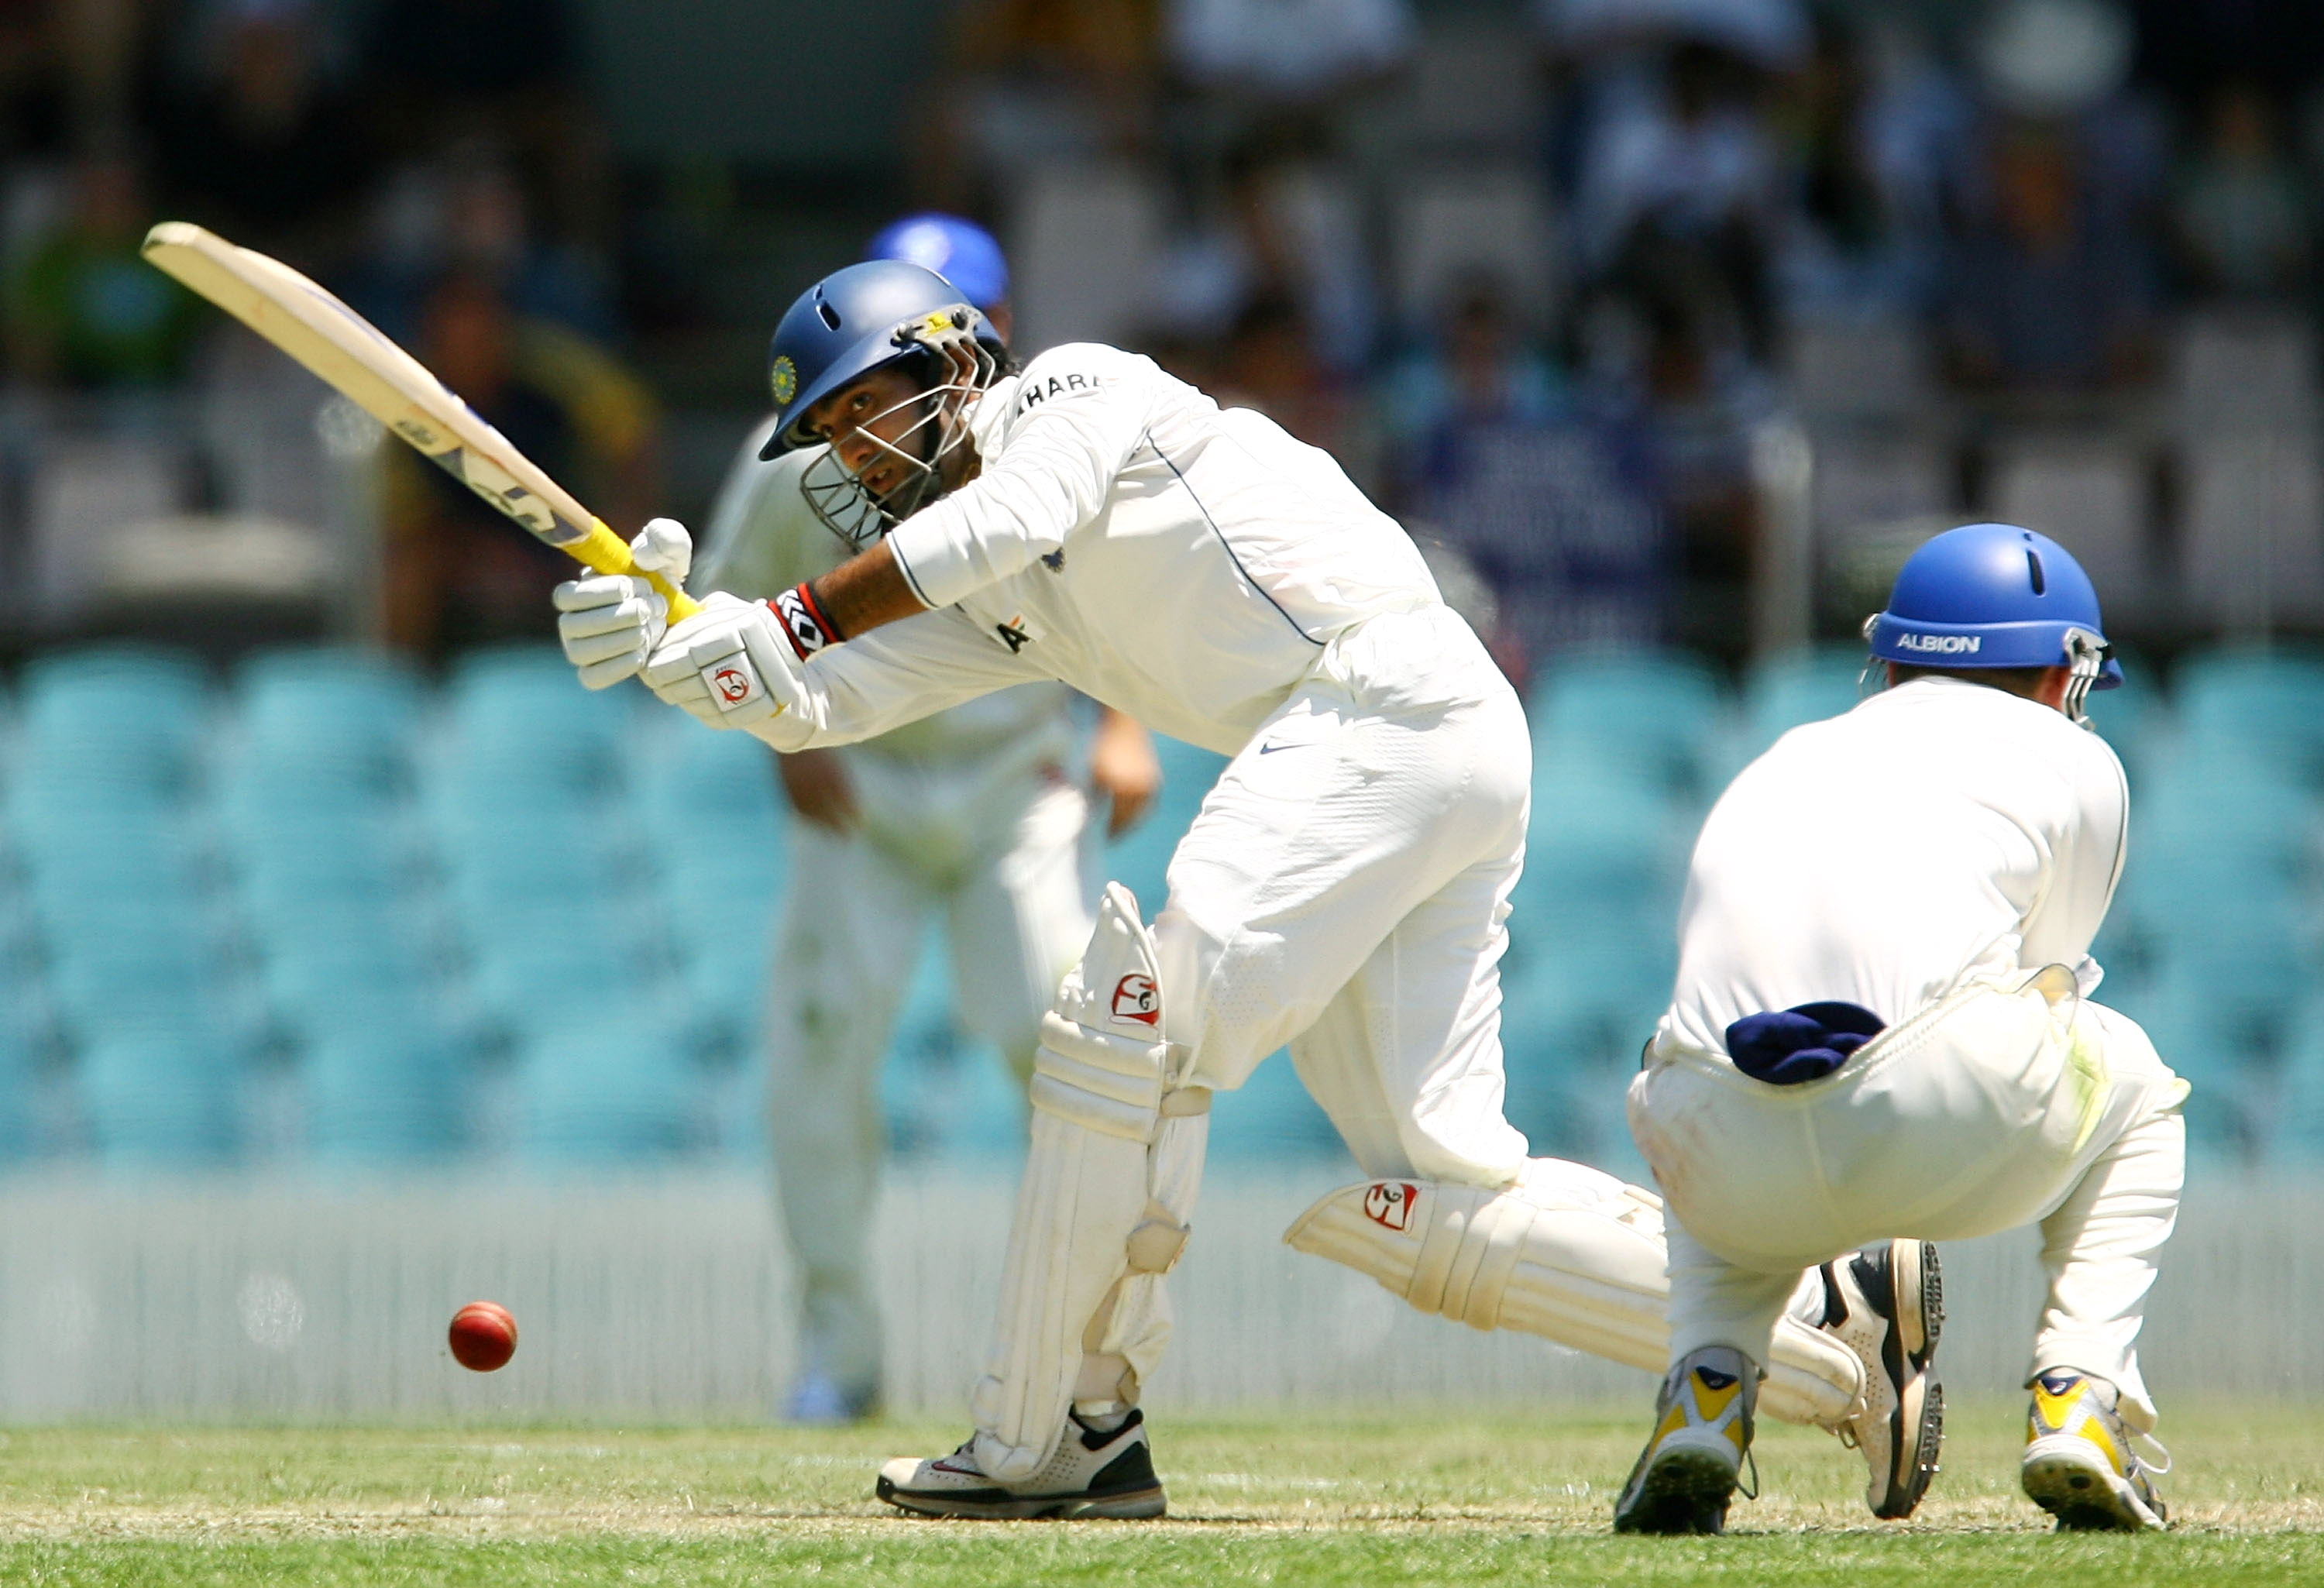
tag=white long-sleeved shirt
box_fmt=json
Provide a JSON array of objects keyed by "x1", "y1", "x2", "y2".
[
  {"x1": 693, "y1": 423, "x2": 1071, "y2": 762},
  {"x1": 775, "y1": 342, "x2": 1445, "y2": 756},
  {"x1": 1658, "y1": 677, "x2": 2130, "y2": 1057}
]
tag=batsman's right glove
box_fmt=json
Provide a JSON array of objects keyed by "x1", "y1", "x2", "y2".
[{"x1": 553, "y1": 517, "x2": 693, "y2": 690}]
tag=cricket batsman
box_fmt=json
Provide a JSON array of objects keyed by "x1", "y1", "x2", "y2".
[
  {"x1": 552, "y1": 260, "x2": 1941, "y2": 1519},
  {"x1": 648, "y1": 215, "x2": 1160, "y2": 1422},
  {"x1": 1616, "y1": 523, "x2": 2185, "y2": 1535}
]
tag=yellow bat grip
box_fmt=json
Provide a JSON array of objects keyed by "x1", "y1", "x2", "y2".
[{"x1": 573, "y1": 521, "x2": 700, "y2": 623}]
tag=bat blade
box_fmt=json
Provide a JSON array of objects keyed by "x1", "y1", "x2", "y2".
[{"x1": 141, "y1": 220, "x2": 695, "y2": 620}]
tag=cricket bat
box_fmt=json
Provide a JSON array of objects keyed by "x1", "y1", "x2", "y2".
[{"x1": 140, "y1": 221, "x2": 697, "y2": 622}]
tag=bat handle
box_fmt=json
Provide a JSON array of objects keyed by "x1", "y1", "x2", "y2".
[{"x1": 573, "y1": 521, "x2": 700, "y2": 623}]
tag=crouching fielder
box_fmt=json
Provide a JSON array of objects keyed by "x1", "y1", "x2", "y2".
[
  {"x1": 555, "y1": 260, "x2": 1916, "y2": 1519},
  {"x1": 1617, "y1": 523, "x2": 2186, "y2": 1536}
]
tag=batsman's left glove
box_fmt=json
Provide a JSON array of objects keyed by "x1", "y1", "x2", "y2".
[{"x1": 640, "y1": 590, "x2": 814, "y2": 748}]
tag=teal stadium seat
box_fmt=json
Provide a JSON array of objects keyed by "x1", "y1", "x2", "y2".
[
  {"x1": 2269, "y1": 1004, "x2": 2324, "y2": 1164},
  {"x1": 1205, "y1": 1049, "x2": 1345, "y2": 1162},
  {"x1": 2081, "y1": 653, "x2": 2161, "y2": 772},
  {"x1": 1734, "y1": 646, "x2": 1865, "y2": 769},
  {"x1": 445, "y1": 645, "x2": 636, "y2": 795},
  {"x1": 77, "y1": 1029, "x2": 241, "y2": 1165},
  {"x1": 636, "y1": 725, "x2": 786, "y2": 1062},
  {"x1": 1499, "y1": 772, "x2": 1688, "y2": 1164},
  {"x1": 880, "y1": 927, "x2": 1011, "y2": 1157},
  {"x1": 428, "y1": 650, "x2": 683, "y2": 1067},
  {"x1": 1102, "y1": 734, "x2": 1227, "y2": 917},
  {"x1": 258, "y1": 924, "x2": 447, "y2": 1045},
  {"x1": 1528, "y1": 652, "x2": 1725, "y2": 801},
  {"x1": 235, "y1": 648, "x2": 423, "y2": 796},
  {"x1": 15, "y1": 646, "x2": 210, "y2": 793},
  {"x1": 306, "y1": 1025, "x2": 473, "y2": 1160},
  {"x1": 0, "y1": 1004, "x2": 39, "y2": 1162},
  {"x1": 2171, "y1": 649, "x2": 2324, "y2": 785},
  {"x1": 2106, "y1": 763, "x2": 2318, "y2": 1159},
  {"x1": 513, "y1": 1013, "x2": 706, "y2": 1162}
]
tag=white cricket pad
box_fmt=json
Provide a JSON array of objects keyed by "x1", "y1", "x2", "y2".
[
  {"x1": 1283, "y1": 1160, "x2": 1861, "y2": 1428},
  {"x1": 971, "y1": 883, "x2": 1209, "y2": 1482}
]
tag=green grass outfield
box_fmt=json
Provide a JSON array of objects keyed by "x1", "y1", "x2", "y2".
[{"x1": 2, "y1": 1404, "x2": 2319, "y2": 1585}]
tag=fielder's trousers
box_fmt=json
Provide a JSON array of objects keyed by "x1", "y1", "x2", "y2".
[{"x1": 1628, "y1": 968, "x2": 2188, "y2": 1431}]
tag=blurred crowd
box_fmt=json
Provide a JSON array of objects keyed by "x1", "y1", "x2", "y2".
[
  {"x1": 0, "y1": 0, "x2": 644, "y2": 655},
  {"x1": 2, "y1": 0, "x2": 2324, "y2": 674}
]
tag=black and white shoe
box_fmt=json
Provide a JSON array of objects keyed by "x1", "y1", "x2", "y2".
[
  {"x1": 875, "y1": 1408, "x2": 1166, "y2": 1520},
  {"x1": 1821, "y1": 1239, "x2": 1944, "y2": 1520}
]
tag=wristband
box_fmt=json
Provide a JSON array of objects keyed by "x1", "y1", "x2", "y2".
[{"x1": 771, "y1": 582, "x2": 844, "y2": 660}]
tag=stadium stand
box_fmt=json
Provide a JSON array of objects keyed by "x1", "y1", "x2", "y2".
[{"x1": 2, "y1": 642, "x2": 2319, "y2": 1171}]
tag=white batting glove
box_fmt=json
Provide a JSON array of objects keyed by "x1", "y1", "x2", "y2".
[
  {"x1": 629, "y1": 516, "x2": 692, "y2": 584},
  {"x1": 639, "y1": 590, "x2": 813, "y2": 747},
  {"x1": 552, "y1": 518, "x2": 693, "y2": 691}
]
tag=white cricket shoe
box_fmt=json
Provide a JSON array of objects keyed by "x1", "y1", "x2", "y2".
[
  {"x1": 1820, "y1": 1239, "x2": 1945, "y2": 1519},
  {"x1": 1613, "y1": 1346, "x2": 1757, "y2": 1535},
  {"x1": 2021, "y1": 1370, "x2": 2168, "y2": 1531},
  {"x1": 875, "y1": 1408, "x2": 1167, "y2": 1520}
]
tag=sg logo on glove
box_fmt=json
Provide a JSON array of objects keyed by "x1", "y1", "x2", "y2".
[{"x1": 706, "y1": 655, "x2": 765, "y2": 713}]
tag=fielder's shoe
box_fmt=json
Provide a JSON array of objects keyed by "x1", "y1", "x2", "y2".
[
  {"x1": 1820, "y1": 1239, "x2": 1945, "y2": 1519},
  {"x1": 781, "y1": 1367, "x2": 881, "y2": 1426},
  {"x1": 876, "y1": 1408, "x2": 1166, "y2": 1520},
  {"x1": 1614, "y1": 1346, "x2": 1757, "y2": 1535},
  {"x1": 2021, "y1": 1370, "x2": 2168, "y2": 1531}
]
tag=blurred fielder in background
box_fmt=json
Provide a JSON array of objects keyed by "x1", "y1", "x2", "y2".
[
  {"x1": 1620, "y1": 524, "x2": 2185, "y2": 1535},
  {"x1": 629, "y1": 216, "x2": 1159, "y2": 1423},
  {"x1": 555, "y1": 260, "x2": 1936, "y2": 1521}
]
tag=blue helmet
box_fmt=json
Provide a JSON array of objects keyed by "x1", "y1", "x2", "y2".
[
  {"x1": 1866, "y1": 522, "x2": 2123, "y2": 719},
  {"x1": 759, "y1": 259, "x2": 1003, "y2": 460},
  {"x1": 866, "y1": 213, "x2": 1009, "y2": 311}
]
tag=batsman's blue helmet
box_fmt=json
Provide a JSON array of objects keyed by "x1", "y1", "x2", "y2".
[
  {"x1": 866, "y1": 213, "x2": 1009, "y2": 311},
  {"x1": 760, "y1": 260, "x2": 1003, "y2": 459},
  {"x1": 1866, "y1": 522, "x2": 2123, "y2": 704}
]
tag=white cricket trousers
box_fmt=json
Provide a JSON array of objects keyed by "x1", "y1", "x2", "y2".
[
  {"x1": 1159, "y1": 603, "x2": 1534, "y2": 1182},
  {"x1": 1629, "y1": 968, "x2": 2188, "y2": 1432},
  {"x1": 769, "y1": 754, "x2": 1093, "y2": 1396},
  {"x1": 973, "y1": 604, "x2": 1548, "y2": 1463}
]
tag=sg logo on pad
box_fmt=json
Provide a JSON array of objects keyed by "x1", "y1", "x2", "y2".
[
  {"x1": 1364, "y1": 1182, "x2": 1419, "y2": 1232},
  {"x1": 1112, "y1": 974, "x2": 1159, "y2": 1026}
]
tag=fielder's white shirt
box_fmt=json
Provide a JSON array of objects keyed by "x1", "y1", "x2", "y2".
[
  {"x1": 778, "y1": 342, "x2": 1446, "y2": 755},
  {"x1": 1659, "y1": 677, "x2": 2130, "y2": 1057},
  {"x1": 694, "y1": 424, "x2": 1073, "y2": 763}
]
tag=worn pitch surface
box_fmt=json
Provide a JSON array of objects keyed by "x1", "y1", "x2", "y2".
[{"x1": 1, "y1": 1406, "x2": 2318, "y2": 1583}]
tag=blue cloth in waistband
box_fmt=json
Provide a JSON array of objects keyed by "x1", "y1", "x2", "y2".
[{"x1": 1725, "y1": 1001, "x2": 1886, "y2": 1085}]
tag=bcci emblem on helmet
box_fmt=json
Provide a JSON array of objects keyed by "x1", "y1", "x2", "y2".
[{"x1": 769, "y1": 355, "x2": 799, "y2": 407}]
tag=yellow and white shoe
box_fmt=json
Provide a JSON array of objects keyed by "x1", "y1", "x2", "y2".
[
  {"x1": 2021, "y1": 1370, "x2": 2168, "y2": 1531},
  {"x1": 1614, "y1": 1346, "x2": 1757, "y2": 1535}
]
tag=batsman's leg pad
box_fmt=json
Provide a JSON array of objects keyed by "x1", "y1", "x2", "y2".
[
  {"x1": 1284, "y1": 1160, "x2": 1671, "y2": 1371},
  {"x1": 971, "y1": 883, "x2": 1204, "y2": 1481},
  {"x1": 1282, "y1": 1160, "x2": 1861, "y2": 1427}
]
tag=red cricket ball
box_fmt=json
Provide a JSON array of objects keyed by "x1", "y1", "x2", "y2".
[{"x1": 448, "y1": 1301, "x2": 518, "y2": 1372}]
